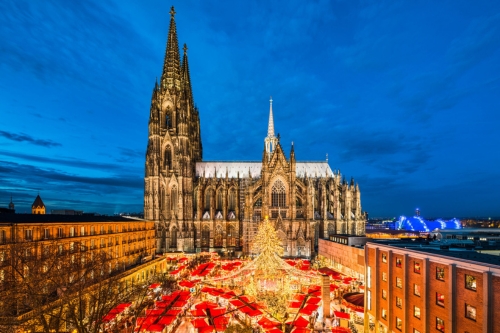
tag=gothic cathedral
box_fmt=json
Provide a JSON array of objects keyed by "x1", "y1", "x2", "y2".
[{"x1": 144, "y1": 8, "x2": 366, "y2": 257}]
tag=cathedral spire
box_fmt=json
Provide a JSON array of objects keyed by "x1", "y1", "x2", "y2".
[
  {"x1": 161, "y1": 6, "x2": 182, "y2": 89},
  {"x1": 264, "y1": 97, "x2": 278, "y2": 158},
  {"x1": 181, "y1": 43, "x2": 194, "y2": 106}
]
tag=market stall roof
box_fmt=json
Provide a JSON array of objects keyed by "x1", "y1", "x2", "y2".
[
  {"x1": 299, "y1": 303, "x2": 319, "y2": 315},
  {"x1": 146, "y1": 324, "x2": 166, "y2": 333},
  {"x1": 306, "y1": 297, "x2": 321, "y2": 305},
  {"x1": 286, "y1": 316, "x2": 309, "y2": 327},
  {"x1": 257, "y1": 317, "x2": 281, "y2": 329},
  {"x1": 342, "y1": 292, "x2": 364, "y2": 312},
  {"x1": 333, "y1": 311, "x2": 350, "y2": 320},
  {"x1": 157, "y1": 316, "x2": 176, "y2": 325},
  {"x1": 291, "y1": 328, "x2": 312, "y2": 333},
  {"x1": 149, "y1": 283, "x2": 161, "y2": 289}
]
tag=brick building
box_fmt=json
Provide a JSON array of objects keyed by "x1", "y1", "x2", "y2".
[{"x1": 365, "y1": 242, "x2": 500, "y2": 333}]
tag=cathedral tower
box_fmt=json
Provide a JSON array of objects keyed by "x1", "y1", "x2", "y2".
[{"x1": 144, "y1": 7, "x2": 201, "y2": 253}]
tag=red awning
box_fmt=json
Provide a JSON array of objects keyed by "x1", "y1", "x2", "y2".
[
  {"x1": 157, "y1": 316, "x2": 175, "y2": 325},
  {"x1": 333, "y1": 311, "x2": 350, "y2": 320},
  {"x1": 149, "y1": 283, "x2": 161, "y2": 289},
  {"x1": 286, "y1": 316, "x2": 309, "y2": 327},
  {"x1": 306, "y1": 297, "x2": 321, "y2": 305},
  {"x1": 289, "y1": 301, "x2": 302, "y2": 309},
  {"x1": 147, "y1": 324, "x2": 166, "y2": 333}
]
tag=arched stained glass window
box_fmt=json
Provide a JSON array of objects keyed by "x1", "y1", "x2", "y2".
[
  {"x1": 217, "y1": 191, "x2": 223, "y2": 211},
  {"x1": 205, "y1": 189, "x2": 212, "y2": 211},
  {"x1": 214, "y1": 225, "x2": 223, "y2": 247},
  {"x1": 201, "y1": 226, "x2": 210, "y2": 248},
  {"x1": 170, "y1": 226, "x2": 178, "y2": 248},
  {"x1": 227, "y1": 225, "x2": 236, "y2": 247},
  {"x1": 229, "y1": 189, "x2": 236, "y2": 211},
  {"x1": 165, "y1": 146, "x2": 172, "y2": 170},
  {"x1": 272, "y1": 180, "x2": 286, "y2": 207},
  {"x1": 171, "y1": 186, "x2": 177, "y2": 213}
]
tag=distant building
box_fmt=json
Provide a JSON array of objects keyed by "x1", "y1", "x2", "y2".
[
  {"x1": 31, "y1": 194, "x2": 45, "y2": 214},
  {"x1": 8, "y1": 197, "x2": 14, "y2": 211},
  {"x1": 51, "y1": 209, "x2": 83, "y2": 215},
  {"x1": 0, "y1": 197, "x2": 15, "y2": 214}
]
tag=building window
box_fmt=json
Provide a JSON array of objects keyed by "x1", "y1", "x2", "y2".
[
  {"x1": 396, "y1": 317, "x2": 402, "y2": 331},
  {"x1": 205, "y1": 189, "x2": 212, "y2": 211},
  {"x1": 414, "y1": 306, "x2": 421, "y2": 319},
  {"x1": 367, "y1": 266, "x2": 371, "y2": 288},
  {"x1": 382, "y1": 253, "x2": 387, "y2": 263},
  {"x1": 436, "y1": 292, "x2": 445, "y2": 307},
  {"x1": 216, "y1": 191, "x2": 223, "y2": 211},
  {"x1": 414, "y1": 261, "x2": 421, "y2": 274},
  {"x1": 414, "y1": 284, "x2": 421, "y2": 296},
  {"x1": 0, "y1": 230, "x2": 6, "y2": 244},
  {"x1": 171, "y1": 186, "x2": 178, "y2": 212},
  {"x1": 25, "y1": 229, "x2": 33, "y2": 241},
  {"x1": 227, "y1": 225, "x2": 236, "y2": 247},
  {"x1": 69, "y1": 227, "x2": 75, "y2": 237},
  {"x1": 436, "y1": 267, "x2": 445, "y2": 281},
  {"x1": 382, "y1": 289, "x2": 387, "y2": 299},
  {"x1": 381, "y1": 308, "x2": 387, "y2": 320},
  {"x1": 214, "y1": 225, "x2": 223, "y2": 247},
  {"x1": 465, "y1": 274, "x2": 476, "y2": 291},
  {"x1": 396, "y1": 297, "x2": 402, "y2": 308},
  {"x1": 436, "y1": 317, "x2": 445, "y2": 332},
  {"x1": 100, "y1": 226, "x2": 104, "y2": 234},
  {"x1": 44, "y1": 228, "x2": 50, "y2": 239},
  {"x1": 201, "y1": 226, "x2": 210, "y2": 248},
  {"x1": 396, "y1": 258, "x2": 402, "y2": 268},
  {"x1": 271, "y1": 180, "x2": 286, "y2": 207},
  {"x1": 414, "y1": 329, "x2": 421, "y2": 333},
  {"x1": 57, "y1": 227, "x2": 63, "y2": 238},
  {"x1": 367, "y1": 291, "x2": 371, "y2": 311},
  {"x1": 170, "y1": 227, "x2": 178, "y2": 248},
  {"x1": 396, "y1": 277, "x2": 402, "y2": 288},
  {"x1": 382, "y1": 272, "x2": 387, "y2": 281},
  {"x1": 465, "y1": 304, "x2": 476, "y2": 321}
]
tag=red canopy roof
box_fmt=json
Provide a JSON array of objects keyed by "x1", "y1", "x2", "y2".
[
  {"x1": 147, "y1": 324, "x2": 166, "y2": 333},
  {"x1": 291, "y1": 328, "x2": 312, "y2": 333},
  {"x1": 334, "y1": 311, "x2": 350, "y2": 320},
  {"x1": 157, "y1": 316, "x2": 175, "y2": 325},
  {"x1": 286, "y1": 316, "x2": 309, "y2": 327}
]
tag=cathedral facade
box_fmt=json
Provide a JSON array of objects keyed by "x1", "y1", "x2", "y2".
[{"x1": 144, "y1": 8, "x2": 366, "y2": 257}]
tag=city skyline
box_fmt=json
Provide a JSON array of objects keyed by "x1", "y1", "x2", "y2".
[{"x1": 1, "y1": 0, "x2": 499, "y2": 217}]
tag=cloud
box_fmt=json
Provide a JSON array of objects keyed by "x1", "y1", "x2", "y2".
[
  {"x1": 0, "y1": 130, "x2": 62, "y2": 147},
  {"x1": 0, "y1": 150, "x2": 138, "y2": 173}
]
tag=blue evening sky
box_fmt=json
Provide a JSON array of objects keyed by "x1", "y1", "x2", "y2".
[{"x1": 1, "y1": 0, "x2": 499, "y2": 218}]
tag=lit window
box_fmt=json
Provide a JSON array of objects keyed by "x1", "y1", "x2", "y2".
[
  {"x1": 381, "y1": 308, "x2": 387, "y2": 320},
  {"x1": 367, "y1": 266, "x2": 371, "y2": 288},
  {"x1": 396, "y1": 297, "x2": 402, "y2": 308},
  {"x1": 436, "y1": 317, "x2": 445, "y2": 332},
  {"x1": 25, "y1": 229, "x2": 33, "y2": 240},
  {"x1": 367, "y1": 291, "x2": 371, "y2": 310},
  {"x1": 382, "y1": 272, "x2": 387, "y2": 281},
  {"x1": 396, "y1": 258, "x2": 402, "y2": 267},
  {"x1": 69, "y1": 227, "x2": 75, "y2": 237},
  {"x1": 382, "y1": 253, "x2": 387, "y2": 263},
  {"x1": 414, "y1": 306, "x2": 421, "y2": 319},
  {"x1": 414, "y1": 261, "x2": 421, "y2": 274},
  {"x1": 382, "y1": 289, "x2": 387, "y2": 299},
  {"x1": 396, "y1": 317, "x2": 402, "y2": 331},
  {"x1": 465, "y1": 304, "x2": 476, "y2": 321},
  {"x1": 436, "y1": 267, "x2": 445, "y2": 281},
  {"x1": 436, "y1": 293, "x2": 445, "y2": 307},
  {"x1": 414, "y1": 284, "x2": 421, "y2": 296},
  {"x1": 414, "y1": 329, "x2": 421, "y2": 333},
  {"x1": 465, "y1": 274, "x2": 476, "y2": 291},
  {"x1": 396, "y1": 277, "x2": 402, "y2": 288}
]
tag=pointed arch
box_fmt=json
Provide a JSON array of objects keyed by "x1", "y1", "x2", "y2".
[
  {"x1": 216, "y1": 190, "x2": 223, "y2": 211},
  {"x1": 204, "y1": 188, "x2": 213, "y2": 211},
  {"x1": 171, "y1": 185, "x2": 178, "y2": 213},
  {"x1": 170, "y1": 226, "x2": 178, "y2": 248},
  {"x1": 214, "y1": 225, "x2": 223, "y2": 247},
  {"x1": 228, "y1": 188, "x2": 236, "y2": 211},
  {"x1": 227, "y1": 225, "x2": 236, "y2": 247},
  {"x1": 201, "y1": 225, "x2": 210, "y2": 248},
  {"x1": 272, "y1": 179, "x2": 286, "y2": 207},
  {"x1": 164, "y1": 145, "x2": 172, "y2": 170}
]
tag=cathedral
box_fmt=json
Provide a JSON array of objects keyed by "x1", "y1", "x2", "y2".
[{"x1": 144, "y1": 8, "x2": 366, "y2": 257}]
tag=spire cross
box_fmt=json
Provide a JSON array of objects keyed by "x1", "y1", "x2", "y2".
[
  {"x1": 183, "y1": 43, "x2": 188, "y2": 54},
  {"x1": 270, "y1": 96, "x2": 273, "y2": 104},
  {"x1": 170, "y1": 6, "x2": 176, "y2": 18}
]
